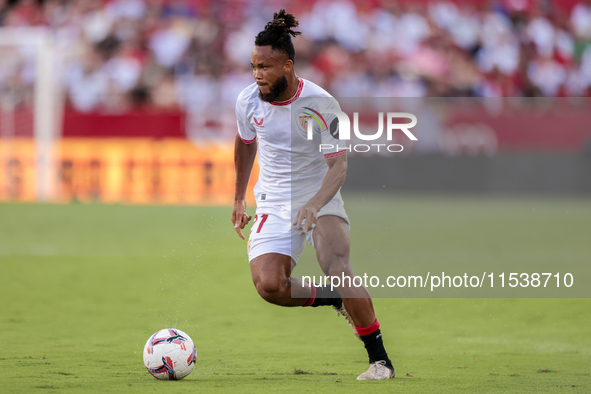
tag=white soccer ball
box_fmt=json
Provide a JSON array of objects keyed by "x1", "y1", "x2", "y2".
[{"x1": 143, "y1": 328, "x2": 197, "y2": 380}]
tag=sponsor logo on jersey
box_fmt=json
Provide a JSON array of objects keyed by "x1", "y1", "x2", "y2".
[{"x1": 253, "y1": 116, "x2": 264, "y2": 127}]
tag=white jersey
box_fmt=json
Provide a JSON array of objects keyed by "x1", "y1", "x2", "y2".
[{"x1": 235, "y1": 78, "x2": 346, "y2": 207}]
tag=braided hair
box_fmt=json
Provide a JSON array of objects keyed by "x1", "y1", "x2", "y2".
[{"x1": 255, "y1": 9, "x2": 301, "y2": 62}]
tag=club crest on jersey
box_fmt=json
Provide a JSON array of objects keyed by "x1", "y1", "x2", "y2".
[
  {"x1": 299, "y1": 107, "x2": 330, "y2": 140},
  {"x1": 299, "y1": 114, "x2": 312, "y2": 131}
]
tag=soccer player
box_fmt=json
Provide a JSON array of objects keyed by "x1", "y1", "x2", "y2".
[{"x1": 231, "y1": 9, "x2": 394, "y2": 380}]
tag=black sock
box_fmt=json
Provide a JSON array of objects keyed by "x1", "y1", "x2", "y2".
[
  {"x1": 309, "y1": 285, "x2": 342, "y2": 308},
  {"x1": 360, "y1": 329, "x2": 393, "y2": 370}
]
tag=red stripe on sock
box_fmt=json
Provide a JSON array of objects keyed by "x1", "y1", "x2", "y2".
[
  {"x1": 355, "y1": 318, "x2": 380, "y2": 337},
  {"x1": 303, "y1": 283, "x2": 317, "y2": 307}
]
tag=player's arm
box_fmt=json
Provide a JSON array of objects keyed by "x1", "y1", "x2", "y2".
[
  {"x1": 232, "y1": 134, "x2": 257, "y2": 239},
  {"x1": 293, "y1": 154, "x2": 347, "y2": 235}
]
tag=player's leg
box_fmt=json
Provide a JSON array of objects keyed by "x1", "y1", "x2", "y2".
[
  {"x1": 248, "y1": 206, "x2": 343, "y2": 308},
  {"x1": 250, "y1": 253, "x2": 309, "y2": 306},
  {"x1": 249, "y1": 252, "x2": 345, "y2": 308},
  {"x1": 313, "y1": 215, "x2": 395, "y2": 380},
  {"x1": 312, "y1": 215, "x2": 374, "y2": 324}
]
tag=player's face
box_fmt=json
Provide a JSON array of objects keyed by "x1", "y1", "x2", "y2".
[{"x1": 251, "y1": 45, "x2": 290, "y2": 102}]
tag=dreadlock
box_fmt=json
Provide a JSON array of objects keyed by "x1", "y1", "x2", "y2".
[{"x1": 255, "y1": 9, "x2": 301, "y2": 62}]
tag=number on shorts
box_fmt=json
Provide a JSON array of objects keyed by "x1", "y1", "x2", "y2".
[{"x1": 256, "y1": 214, "x2": 268, "y2": 233}]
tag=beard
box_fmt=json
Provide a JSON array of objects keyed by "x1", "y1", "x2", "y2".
[{"x1": 258, "y1": 74, "x2": 289, "y2": 103}]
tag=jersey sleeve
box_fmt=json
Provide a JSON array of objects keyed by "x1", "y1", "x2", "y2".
[
  {"x1": 235, "y1": 95, "x2": 257, "y2": 144},
  {"x1": 319, "y1": 98, "x2": 348, "y2": 159}
]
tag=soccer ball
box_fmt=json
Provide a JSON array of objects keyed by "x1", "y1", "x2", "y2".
[{"x1": 143, "y1": 328, "x2": 197, "y2": 380}]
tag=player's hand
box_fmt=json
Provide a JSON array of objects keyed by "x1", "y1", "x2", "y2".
[
  {"x1": 232, "y1": 199, "x2": 252, "y2": 240},
  {"x1": 293, "y1": 202, "x2": 319, "y2": 236}
]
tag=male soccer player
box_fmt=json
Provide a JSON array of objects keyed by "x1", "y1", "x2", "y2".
[{"x1": 231, "y1": 9, "x2": 394, "y2": 380}]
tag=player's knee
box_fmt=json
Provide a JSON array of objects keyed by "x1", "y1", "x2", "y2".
[{"x1": 254, "y1": 277, "x2": 288, "y2": 304}]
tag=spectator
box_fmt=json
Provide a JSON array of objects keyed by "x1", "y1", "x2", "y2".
[
  {"x1": 571, "y1": 0, "x2": 591, "y2": 39},
  {"x1": 1, "y1": 0, "x2": 590, "y2": 116}
]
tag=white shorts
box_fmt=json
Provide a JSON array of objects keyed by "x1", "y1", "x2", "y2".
[{"x1": 247, "y1": 194, "x2": 350, "y2": 263}]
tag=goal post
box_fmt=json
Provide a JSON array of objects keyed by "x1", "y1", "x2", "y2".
[{"x1": 0, "y1": 27, "x2": 62, "y2": 202}]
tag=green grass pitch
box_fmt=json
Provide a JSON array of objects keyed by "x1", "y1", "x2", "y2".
[{"x1": 0, "y1": 195, "x2": 590, "y2": 393}]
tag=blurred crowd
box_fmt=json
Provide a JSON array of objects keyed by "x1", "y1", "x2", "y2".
[{"x1": 1, "y1": 0, "x2": 591, "y2": 114}]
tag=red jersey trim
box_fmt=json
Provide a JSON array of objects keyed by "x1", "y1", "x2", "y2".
[
  {"x1": 270, "y1": 78, "x2": 304, "y2": 106},
  {"x1": 240, "y1": 135, "x2": 257, "y2": 144},
  {"x1": 324, "y1": 150, "x2": 347, "y2": 159}
]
